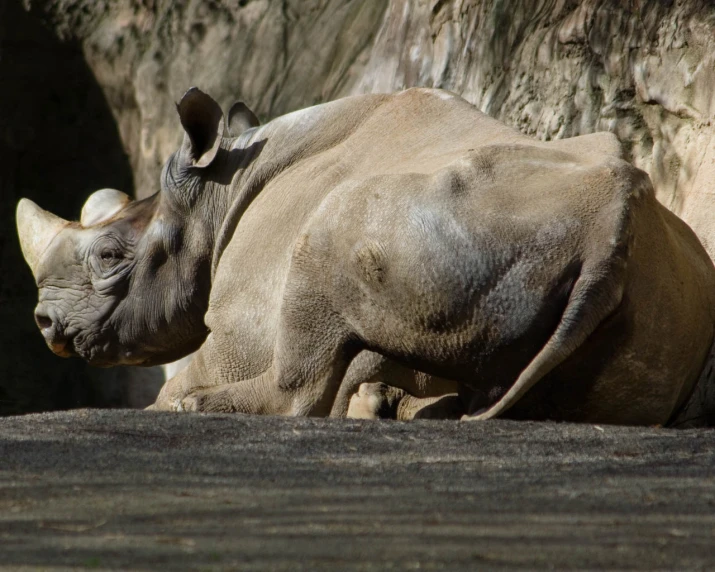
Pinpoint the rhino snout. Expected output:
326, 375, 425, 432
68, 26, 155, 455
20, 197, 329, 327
34, 306, 75, 358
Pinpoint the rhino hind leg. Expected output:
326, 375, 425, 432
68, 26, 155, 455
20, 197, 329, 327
330, 351, 461, 418
330, 352, 391, 418
409, 394, 464, 420
347, 383, 464, 420
668, 336, 715, 428
463, 262, 626, 421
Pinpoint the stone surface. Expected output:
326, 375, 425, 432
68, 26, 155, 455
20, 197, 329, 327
3, 0, 715, 413
2, 409, 715, 570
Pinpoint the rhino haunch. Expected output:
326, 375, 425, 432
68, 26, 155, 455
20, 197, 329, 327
17, 88, 715, 424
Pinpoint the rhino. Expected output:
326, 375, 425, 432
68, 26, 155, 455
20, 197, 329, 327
16, 87, 715, 425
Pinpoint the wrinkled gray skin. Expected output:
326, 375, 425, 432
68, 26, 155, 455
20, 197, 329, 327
17, 88, 715, 424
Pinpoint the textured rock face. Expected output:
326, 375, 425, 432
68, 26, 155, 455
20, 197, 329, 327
3, 0, 714, 413
356, 0, 715, 258
36, 0, 388, 196
31, 0, 715, 255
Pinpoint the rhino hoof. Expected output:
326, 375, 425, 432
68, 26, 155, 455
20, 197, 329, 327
178, 395, 200, 412
171, 398, 189, 412
347, 383, 389, 420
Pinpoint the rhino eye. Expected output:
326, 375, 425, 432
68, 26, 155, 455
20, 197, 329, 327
90, 238, 127, 276
100, 249, 122, 262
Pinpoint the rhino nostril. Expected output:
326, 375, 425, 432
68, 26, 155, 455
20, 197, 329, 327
34, 311, 53, 331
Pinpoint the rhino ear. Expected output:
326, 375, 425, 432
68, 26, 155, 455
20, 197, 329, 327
177, 87, 225, 169
226, 101, 259, 137
80, 188, 132, 227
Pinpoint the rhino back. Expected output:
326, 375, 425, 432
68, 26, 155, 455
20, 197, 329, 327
205, 89, 647, 387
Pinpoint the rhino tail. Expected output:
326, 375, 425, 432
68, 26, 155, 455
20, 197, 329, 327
464, 261, 626, 421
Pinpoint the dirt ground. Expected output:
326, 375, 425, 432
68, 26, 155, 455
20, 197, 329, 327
1, 409, 715, 570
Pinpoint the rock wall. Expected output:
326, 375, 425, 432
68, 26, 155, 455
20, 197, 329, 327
34, 0, 388, 196
29, 0, 715, 255
3, 0, 714, 413
356, 0, 715, 258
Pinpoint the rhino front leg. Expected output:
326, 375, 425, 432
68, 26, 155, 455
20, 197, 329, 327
177, 284, 358, 415
150, 363, 205, 411
180, 344, 353, 416
151, 340, 355, 416
151, 355, 288, 414
180, 374, 278, 414
149, 340, 233, 411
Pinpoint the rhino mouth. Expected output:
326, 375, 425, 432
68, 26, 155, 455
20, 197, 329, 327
70, 331, 117, 366
74, 337, 151, 368
45, 337, 77, 359
75, 346, 122, 368
38, 322, 126, 367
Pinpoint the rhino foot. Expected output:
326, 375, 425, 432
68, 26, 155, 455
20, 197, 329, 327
180, 386, 244, 413
347, 383, 404, 420
144, 396, 187, 412
172, 398, 190, 412
179, 395, 199, 412
347, 383, 384, 420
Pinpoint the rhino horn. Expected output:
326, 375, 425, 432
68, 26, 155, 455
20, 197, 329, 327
16, 199, 69, 277
80, 188, 131, 227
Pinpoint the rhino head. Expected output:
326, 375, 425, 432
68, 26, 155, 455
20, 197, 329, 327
16, 88, 259, 367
